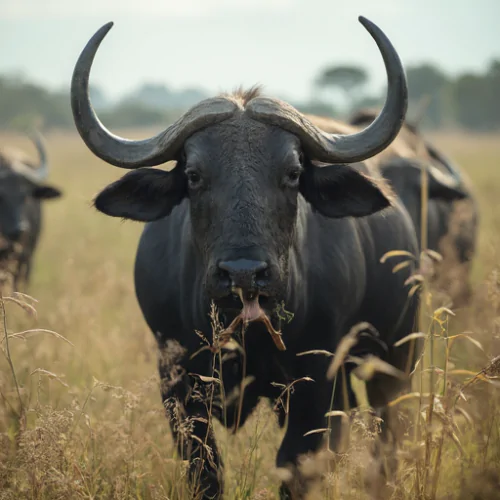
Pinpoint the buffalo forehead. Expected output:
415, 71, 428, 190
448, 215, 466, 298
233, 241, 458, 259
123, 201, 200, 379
184, 114, 301, 170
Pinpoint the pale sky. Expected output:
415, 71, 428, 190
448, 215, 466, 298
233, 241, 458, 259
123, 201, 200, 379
1, 0, 499, 102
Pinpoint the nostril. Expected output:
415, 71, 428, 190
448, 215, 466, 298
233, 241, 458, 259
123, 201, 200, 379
255, 267, 270, 283
217, 267, 231, 284
218, 259, 268, 276
7, 229, 22, 241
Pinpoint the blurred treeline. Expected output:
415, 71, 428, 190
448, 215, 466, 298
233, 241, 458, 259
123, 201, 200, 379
1, 59, 499, 131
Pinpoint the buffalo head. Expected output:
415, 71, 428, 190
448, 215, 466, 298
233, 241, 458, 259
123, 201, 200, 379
71, 17, 406, 320
0, 133, 61, 255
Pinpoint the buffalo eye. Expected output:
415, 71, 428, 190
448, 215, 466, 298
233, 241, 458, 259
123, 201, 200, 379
298, 151, 304, 165
284, 168, 302, 188
178, 149, 187, 164
186, 170, 203, 189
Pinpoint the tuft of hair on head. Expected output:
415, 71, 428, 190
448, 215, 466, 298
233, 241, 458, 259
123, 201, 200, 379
221, 85, 263, 109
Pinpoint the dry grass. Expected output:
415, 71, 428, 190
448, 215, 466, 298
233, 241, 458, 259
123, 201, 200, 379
0, 129, 499, 499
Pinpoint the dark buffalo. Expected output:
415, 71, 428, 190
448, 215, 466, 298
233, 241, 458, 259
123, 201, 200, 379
0, 133, 62, 290
349, 108, 478, 306
72, 18, 420, 499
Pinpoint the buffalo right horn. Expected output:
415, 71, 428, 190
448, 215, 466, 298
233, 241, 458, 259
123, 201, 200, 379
71, 22, 237, 169
247, 16, 408, 164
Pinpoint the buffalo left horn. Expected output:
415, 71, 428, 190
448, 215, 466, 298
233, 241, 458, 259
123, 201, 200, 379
9, 131, 49, 184
30, 130, 48, 181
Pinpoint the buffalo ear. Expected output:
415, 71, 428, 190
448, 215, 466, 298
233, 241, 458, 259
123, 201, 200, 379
32, 185, 62, 199
300, 163, 392, 218
427, 167, 468, 201
384, 161, 468, 202
94, 168, 186, 221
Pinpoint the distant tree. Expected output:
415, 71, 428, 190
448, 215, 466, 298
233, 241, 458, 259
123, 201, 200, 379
315, 65, 368, 113
406, 64, 451, 128
0, 75, 72, 130
294, 100, 337, 118
99, 101, 178, 129
124, 83, 209, 111
406, 64, 449, 101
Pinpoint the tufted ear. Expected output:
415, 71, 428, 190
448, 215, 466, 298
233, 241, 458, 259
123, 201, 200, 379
427, 168, 468, 201
300, 163, 392, 218
94, 168, 187, 221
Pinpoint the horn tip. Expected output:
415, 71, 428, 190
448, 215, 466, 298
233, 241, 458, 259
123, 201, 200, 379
358, 16, 373, 29
92, 22, 114, 41
100, 21, 114, 34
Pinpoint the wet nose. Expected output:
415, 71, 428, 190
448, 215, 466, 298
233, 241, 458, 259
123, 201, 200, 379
218, 259, 269, 290
5, 227, 23, 242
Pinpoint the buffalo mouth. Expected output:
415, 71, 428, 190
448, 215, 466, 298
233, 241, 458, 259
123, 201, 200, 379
216, 288, 286, 351
0, 238, 21, 260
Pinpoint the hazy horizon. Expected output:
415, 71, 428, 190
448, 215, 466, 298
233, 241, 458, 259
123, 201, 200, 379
1, 0, 499, 103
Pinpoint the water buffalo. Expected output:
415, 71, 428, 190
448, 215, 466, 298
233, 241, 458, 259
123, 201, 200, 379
350, 109, 478, 306
72, 18, 420, 499
0, 133, 62, 290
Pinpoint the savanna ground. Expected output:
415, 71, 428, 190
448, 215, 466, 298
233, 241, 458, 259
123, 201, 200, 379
0, 129, 499, 499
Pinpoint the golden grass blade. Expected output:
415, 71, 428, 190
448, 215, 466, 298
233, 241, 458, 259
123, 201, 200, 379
352, 355, 407, 381
449, 431, 464, 456
455, 406, 473, 426
388, 392, 431, 407
2, 296, 37, 316
408, 283, 421, 298
303, 428, 329, 437
11, 292, 39, 303
380, 250, 416, 263
327, 335, 359, 380
326, 322, 378, 380
190, 375, 221, 384
31, 368, 69, 387
189, 345, 213, 359
404, 274, 424, 286
433, 307, 456, 318
394, 332, 427, 347
324, 410, 349, 419
449, 334, 484, 352
7, 328, 74, 346
296, 349, 334, 357
447, 369, 480, 377
423, 249, 443, 262
392, 260, 413, 274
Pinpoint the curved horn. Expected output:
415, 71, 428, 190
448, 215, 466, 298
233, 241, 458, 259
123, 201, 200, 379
8, 131, 49, 184
29, 130, 48, 181
247, 16, 408, 164
71, 22, 237, 169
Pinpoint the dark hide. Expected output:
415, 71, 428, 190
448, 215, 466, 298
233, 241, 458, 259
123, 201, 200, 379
95, 111, 420, 499
0, 154, 62, 289
381, 159, 468, 252
350, 111, 479, 306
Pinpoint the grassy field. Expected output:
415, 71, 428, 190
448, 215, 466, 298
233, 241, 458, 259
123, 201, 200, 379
0, 129, 499, 499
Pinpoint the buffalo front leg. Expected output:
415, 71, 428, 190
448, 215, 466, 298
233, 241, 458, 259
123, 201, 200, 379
158, 340, 223, 499
276, 379, 337, 500
365, 342, 417, 495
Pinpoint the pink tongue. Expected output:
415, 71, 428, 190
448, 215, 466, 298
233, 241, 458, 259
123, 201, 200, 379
241, 297, 263, 322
